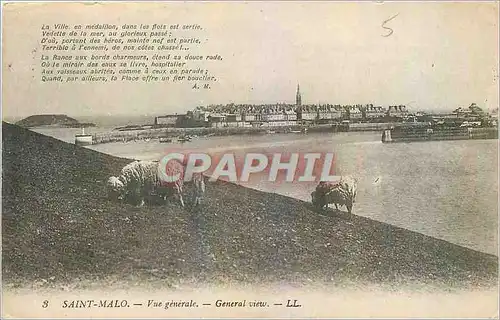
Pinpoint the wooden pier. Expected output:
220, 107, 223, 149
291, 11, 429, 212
90, 126, 287, 145
87, 124, 348, 145
382, 126, 498, 143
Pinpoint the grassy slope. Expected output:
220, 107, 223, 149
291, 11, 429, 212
2, 122, 498, 290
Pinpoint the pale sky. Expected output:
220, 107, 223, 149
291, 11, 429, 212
2, 1, 499, 118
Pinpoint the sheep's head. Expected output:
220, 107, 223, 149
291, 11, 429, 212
107, 176, 125, 200
311, 191, 319, 206
311, 190, 325, 209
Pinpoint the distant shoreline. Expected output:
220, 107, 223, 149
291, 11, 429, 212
21, 123, 97, 129
92, 121, 479, 145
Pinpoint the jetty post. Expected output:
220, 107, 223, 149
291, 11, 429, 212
382, 129, 392, 143
75, 127, 93, 146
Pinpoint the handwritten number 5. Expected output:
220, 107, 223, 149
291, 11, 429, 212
42, 300, 49, 308
382, 13, 399, 37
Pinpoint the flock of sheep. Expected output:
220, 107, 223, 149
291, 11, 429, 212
106, 159, 358, 214
106, 159, 205, 208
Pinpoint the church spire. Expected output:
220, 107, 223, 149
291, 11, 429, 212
296, 83, 302, 106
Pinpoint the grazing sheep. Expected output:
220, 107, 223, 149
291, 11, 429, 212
107, 160, 159, 206
311, 176, 358, 213
107, 160, 185, 207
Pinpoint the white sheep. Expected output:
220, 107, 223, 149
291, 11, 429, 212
107, 160, 185, 207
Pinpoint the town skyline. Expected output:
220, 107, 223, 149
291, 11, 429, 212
4, 96, 496, 123
4, 81, 497, 121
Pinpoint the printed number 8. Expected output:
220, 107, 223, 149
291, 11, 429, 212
42, 300, 49, 308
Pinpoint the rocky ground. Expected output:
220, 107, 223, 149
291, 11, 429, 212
2, 122, 498, 291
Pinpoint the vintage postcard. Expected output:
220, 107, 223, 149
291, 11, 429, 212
1, 1, 499, 318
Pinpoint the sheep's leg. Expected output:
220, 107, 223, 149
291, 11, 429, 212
126, 182, 138, 205
317, 194, 326, 210
193, 181, 204, 207
346, 200, 353, 214
192, 194, 201, 208
175, 183, 185, 207
141, 187, 153, 206
156, 186, 167, 203
334, 203, 339, 211
135, 187, 145, 207
177, 193, 185, 207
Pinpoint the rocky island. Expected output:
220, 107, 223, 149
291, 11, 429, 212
15, 114, 96, 128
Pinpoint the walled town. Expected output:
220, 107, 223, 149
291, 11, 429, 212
90, 85, 498, 145
152, 85, 498, 130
